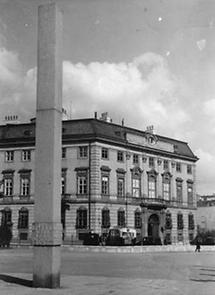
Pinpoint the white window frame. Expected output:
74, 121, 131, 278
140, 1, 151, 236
79, 146, 88, 159
5, 151, 14, 162
22, 150, 31, 162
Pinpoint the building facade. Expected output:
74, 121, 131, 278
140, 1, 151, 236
0, 116, 198, 244
196, 195, 215, 232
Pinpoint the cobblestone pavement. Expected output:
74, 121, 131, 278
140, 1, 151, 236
0, 247, 215, 295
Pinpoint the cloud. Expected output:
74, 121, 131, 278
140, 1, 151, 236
63, 52, 189, 135
0, 46, 189, 135
0, 46, 36, 123
195, 148, 215, 194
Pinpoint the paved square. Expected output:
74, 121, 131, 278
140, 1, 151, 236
0, 247, 215, 294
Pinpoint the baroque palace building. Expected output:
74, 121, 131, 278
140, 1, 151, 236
0, 113, 198, 245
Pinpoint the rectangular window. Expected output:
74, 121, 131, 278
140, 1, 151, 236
79, 146, 88, 158
133, 154, 139, 164
132, 178, 141, 198
102, 209, 110, 228
62, 147, 66, 158
187, 164, 192, 174
18, 210, 29, 229
163, 182, 170, 200
149, 157, 155, 168
20, 177, 30, 196
188, 214, 194, 230
177, 214, 184, 230
187, 183, 193, 205
77, 175, 87, 195
176, 162, 181, 172
117, 151, 124, 162
148, 177, 156, 198
76, 209, 87, 229
5, 151, 14, 162
101, 148, 108, 159
176, 181, 183, 204
101, 175, 109, 195
22, 150, 31, 161
163, 160, 169, 170
4, 178, 13, 196
117, 177, 125, 198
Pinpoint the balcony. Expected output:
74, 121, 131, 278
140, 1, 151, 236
131, 196, 169, 210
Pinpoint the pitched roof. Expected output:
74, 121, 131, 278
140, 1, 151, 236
0, 118, 198, 161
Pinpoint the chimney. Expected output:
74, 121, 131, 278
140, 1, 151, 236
94, 111, 97, 119
122, 118, 124, 126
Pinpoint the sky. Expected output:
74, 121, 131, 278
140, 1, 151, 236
0, 0, 215, 194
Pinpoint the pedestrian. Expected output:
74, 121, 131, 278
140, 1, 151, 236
195, 236, 201, 252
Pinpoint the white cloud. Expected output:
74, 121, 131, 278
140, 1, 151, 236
0, 48, 189, 133
63, 53, 189, 134
0, 46, 36, 123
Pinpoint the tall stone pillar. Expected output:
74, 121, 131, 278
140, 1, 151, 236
33, 3, 63, 288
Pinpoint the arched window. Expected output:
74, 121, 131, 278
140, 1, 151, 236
188, 213, 194, 230
177, 212, 184, 230
1, 207, 12, 226
76, 207, 87, 229
165, 212, 172, 229
117, 208, 125, 227
102, 208, 110, 228
134, 209, 141, 228
18, 207, 29, 229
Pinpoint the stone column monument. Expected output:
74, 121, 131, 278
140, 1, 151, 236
33, 3, 63, 288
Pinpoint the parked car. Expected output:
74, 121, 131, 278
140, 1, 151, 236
203, 236, 215, 245
83, 232, 100, 246
106, 227, 137, 246
190, 235, 215, 246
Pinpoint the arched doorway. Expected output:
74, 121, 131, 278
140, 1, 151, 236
148, 214, 160, 244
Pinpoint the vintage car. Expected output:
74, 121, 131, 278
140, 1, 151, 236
105, 227, 137, 246
83, 232, 100, 246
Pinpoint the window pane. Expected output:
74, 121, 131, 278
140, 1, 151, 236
117, 178, 124, 197
78, 175, 87, 194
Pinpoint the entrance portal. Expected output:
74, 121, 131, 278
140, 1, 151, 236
148, 214, 160, 244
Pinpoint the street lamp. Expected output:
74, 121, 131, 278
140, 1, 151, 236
139, 199, 147, 245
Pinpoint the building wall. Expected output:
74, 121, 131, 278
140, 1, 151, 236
196, 206, 215, 231
0, 128, 197, 244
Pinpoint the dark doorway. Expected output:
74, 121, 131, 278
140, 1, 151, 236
148, 214, 160, 245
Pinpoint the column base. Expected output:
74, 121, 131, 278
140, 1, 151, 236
33, 246, 61, 288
